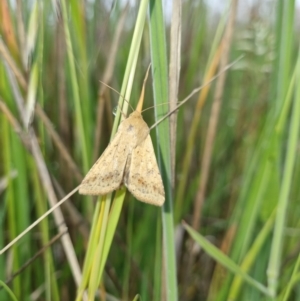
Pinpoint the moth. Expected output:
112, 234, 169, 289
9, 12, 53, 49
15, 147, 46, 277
79, 69, 165, 206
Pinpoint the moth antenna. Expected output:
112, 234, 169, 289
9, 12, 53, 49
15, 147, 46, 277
99, 80, 134, 112
141, 102, 176, 113
136, 63, 151, 113
116, 103, 127, 119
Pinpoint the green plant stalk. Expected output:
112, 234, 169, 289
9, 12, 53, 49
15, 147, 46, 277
281, 255, 300, 301
4, 125, 21, 298
11, 135, 31, 294
0, 281, 18, 301
270, 0, 283, 103
184, 222, 272, 297
77, 1, 149, 297
88, 195, 112, 298
153, 216, 162, 301
133, 294, 141, 301
98, 188, 127, 277
149, 0, 178, 300
275, 70, 296, 134
76, 200, 101, 300
174, 2, 231, 219
35, 13, 60, 300
31, 162, 59, 301
123, 199, 135, 300
112, 0, 150, 133
275, 0, 295, 113
37, 3, 45, 154
233, 150, 272, 261
60, 0, 89, 173
229, 131, 264, 261
69, 1, 92, 157
228, 209, 276, 300
0, 114, 8, 301
92, 0, 150, 289
230, 57, 296, 266
60, 0, 94, 218
268, 44, 300, 297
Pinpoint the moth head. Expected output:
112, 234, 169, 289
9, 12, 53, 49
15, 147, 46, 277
129, 110, 143, 119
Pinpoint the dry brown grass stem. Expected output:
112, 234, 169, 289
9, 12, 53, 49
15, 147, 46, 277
169, 0, 182, 188
2, 64, 83, 287
192, 0, 239, 232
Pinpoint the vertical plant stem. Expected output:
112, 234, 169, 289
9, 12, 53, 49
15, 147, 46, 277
168, 0, 181, 187
275, 0, 295, 113
267, 43, 300, 297
60, 0, 89, 173
149, 0, 178, 300
192, 0, 238, 232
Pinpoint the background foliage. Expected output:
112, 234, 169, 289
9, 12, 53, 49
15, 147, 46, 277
0, 0, 300, 301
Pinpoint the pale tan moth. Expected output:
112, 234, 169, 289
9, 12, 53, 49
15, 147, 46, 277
79, 68, 165, 206
0, 61, 239, 256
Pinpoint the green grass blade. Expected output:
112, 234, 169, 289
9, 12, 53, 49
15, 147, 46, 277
184, 222, 273, 298
0, 281, 18, 301
149, 0, 178, 300
60, 0, 89, 173
268, 41, 300, 296
228, 210, 276, 300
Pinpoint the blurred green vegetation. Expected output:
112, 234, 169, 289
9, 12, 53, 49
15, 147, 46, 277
0, 0, 300, 301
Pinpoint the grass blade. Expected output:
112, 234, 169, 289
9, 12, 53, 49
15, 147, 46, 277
149, 0, 178, 299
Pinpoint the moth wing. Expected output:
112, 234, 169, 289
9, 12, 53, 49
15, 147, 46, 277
79, 130, 131, 195
125, 135, 165, 206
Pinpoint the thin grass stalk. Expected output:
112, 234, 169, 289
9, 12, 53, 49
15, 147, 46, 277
123, 200, 135, 300
11, 136, 31, 293
98, 187, 127, 276
31, 164, 60, 301
112, 0, 149, 132
174, 5, 228, 217
228, 72, 295, 265
275, 0, 295, 113
69, 1, 92, 154
168, 0, 181, 188
16, 0, 26, 68
153, 214, 162, 301
0, 175, 5, 299
192, 0, 238, 232
230, 146, 273, 262
35, 37, 57, 295
60, 0, 89, 173
0, 0, 21, 66
0, 281, 18, 301
270, 0, 283, 103
267, 43, 300, 297
93, 6, 128, 162
4, 61, 83, 288
2, 117, 21, 299
182, 1, 238, 296
96, 0, 150, 282
60, 0, 94, 218
174, 44, 223, 222
149, 0, 178, 300
282, 252, 300, 301
88, 196, 112, 298
228, 209, 276, 300
77, 1, 149, 298
76, 200, 102, 300
184, 222, 272, 297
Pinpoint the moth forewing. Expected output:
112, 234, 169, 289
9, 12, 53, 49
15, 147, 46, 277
78, 129, 130, 195
125, 134, 165, 206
